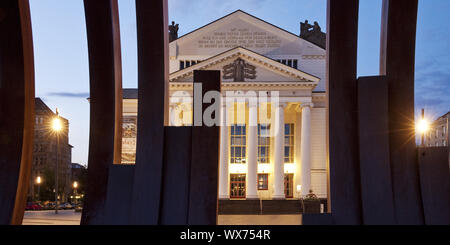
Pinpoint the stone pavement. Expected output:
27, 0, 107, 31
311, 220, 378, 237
23, 210, 82, 225
23, 211, 302, 225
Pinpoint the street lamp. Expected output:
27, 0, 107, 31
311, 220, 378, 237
52, 109, 62, 214
36, 176, 42, 202
416, 108, 430, 147
73, 181, 78, 206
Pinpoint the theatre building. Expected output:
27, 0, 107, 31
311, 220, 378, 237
122, 10, 328, 205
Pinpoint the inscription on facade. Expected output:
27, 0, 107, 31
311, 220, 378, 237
122, 116, 137, 164
198, 28, 282, 49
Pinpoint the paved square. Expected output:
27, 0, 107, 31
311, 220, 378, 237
23, 211, 302, 225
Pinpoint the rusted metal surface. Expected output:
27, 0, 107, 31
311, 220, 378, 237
357, 76, 396, 225
418, 147, 449, 225
380, 0, 424, 225
104, 165, 134, 225
325, 0, 362, 225
188, 70, 221, 225
130, 0, 169, 225
0, 0, 35, 225
160, 127, 192, 225
81, 0, 123, 225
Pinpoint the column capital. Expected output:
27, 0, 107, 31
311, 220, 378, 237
179, 103, 192, 111
300, 102, 314, 109
169, 103, 180, 109
274, 102, 288, 108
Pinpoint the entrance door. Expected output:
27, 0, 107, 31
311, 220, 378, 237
284, 174, 294, 198
230, 174, 246, 198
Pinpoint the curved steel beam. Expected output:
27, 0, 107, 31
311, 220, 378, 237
0, 0, 35, 225
380, 0, 423, 225
130, 0, 169, 225
81, 0, 123, 225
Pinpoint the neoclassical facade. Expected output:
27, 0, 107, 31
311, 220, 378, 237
122, 10, 328, 200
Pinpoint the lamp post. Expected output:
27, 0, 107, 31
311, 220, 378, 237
52, 109, 62, 214
296, 185, 302, 199
36, 176, 42, 202
416, 108, 429, 147
73, 181, 78, 206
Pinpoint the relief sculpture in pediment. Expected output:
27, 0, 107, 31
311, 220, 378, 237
223, 58, 257, 82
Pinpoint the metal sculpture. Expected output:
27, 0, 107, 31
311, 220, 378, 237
0, 0, 35, 225
325, 0, 363, 225
129, 0, 169, 225
303, 0, 440, 225
81, 0, 123, 225
0, 0, 447, 226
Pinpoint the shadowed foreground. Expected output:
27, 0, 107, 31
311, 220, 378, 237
22, 211, 302, 225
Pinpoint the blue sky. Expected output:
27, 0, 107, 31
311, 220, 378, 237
29, 0, 450, 165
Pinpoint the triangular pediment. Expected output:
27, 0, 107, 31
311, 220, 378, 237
169, 47, 320, 85
170, 10, 324, 57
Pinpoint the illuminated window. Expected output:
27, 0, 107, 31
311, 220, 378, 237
258, 124, 270, 164
230, 174, 246, 198
257, 173, 269, 190
230, 124, 246, 164
284, 124, 295, 163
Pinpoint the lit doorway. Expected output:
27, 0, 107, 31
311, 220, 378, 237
230, 174, 246, 199
284, 174, 294, 198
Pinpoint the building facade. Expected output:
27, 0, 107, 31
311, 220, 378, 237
29, 98, 72, 202
122, 10, 328, 200
426, 111, 449, 148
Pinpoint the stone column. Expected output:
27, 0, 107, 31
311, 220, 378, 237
300, 103, 313, 196
169, 104, 178, 126
180, 104, 193, 126
219, 102, 229, 199
246, 103, 258, 199
273, 103, 287, 199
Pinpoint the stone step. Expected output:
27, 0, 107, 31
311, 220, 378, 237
218, 199, 328, 215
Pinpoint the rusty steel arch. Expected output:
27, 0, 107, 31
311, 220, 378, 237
0, 0, 35, 225
81, 0, 123, 225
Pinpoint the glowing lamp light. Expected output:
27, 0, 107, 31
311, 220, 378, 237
36, 176, 42, 184
416, 119, 429, 134
229, 164, 247, 174
296, 185, 302, 193
73, 181, 78, 189
258, 164, 271, 173
52, 117, 62, 132
284, 164, 295, 174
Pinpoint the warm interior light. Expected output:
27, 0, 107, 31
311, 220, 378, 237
297, 185, 302, 193
229, 164, 247, 174
73, 181, 78, 189
52, 117, 62, 132
258, 164, 271, 173
416, 119, 430, 134
36, 176, 42, 184
284, 163, 295, 173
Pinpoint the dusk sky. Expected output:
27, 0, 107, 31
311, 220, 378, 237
28, 0, 450, 165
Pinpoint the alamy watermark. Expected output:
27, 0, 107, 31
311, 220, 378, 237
170, 83, 285, 135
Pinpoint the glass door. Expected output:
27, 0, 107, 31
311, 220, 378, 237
284, 174, 294, 198
230, 174, 246, 198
